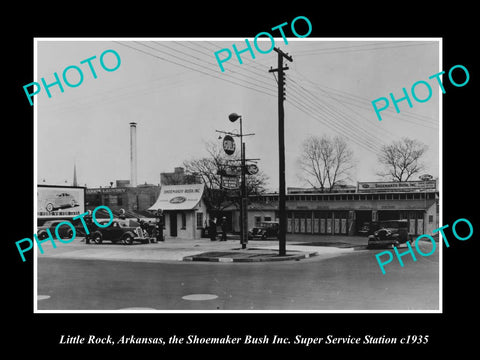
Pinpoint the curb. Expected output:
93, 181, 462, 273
182, 251, 318, 263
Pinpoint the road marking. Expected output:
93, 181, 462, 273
37, 295, 50, 301
182, 294, 218, 301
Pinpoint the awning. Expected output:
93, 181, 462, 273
148, 184, 204, 211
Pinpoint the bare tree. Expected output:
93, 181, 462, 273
183, 141, 269, 211
299, 135, 354, 192
377, 137, 428, 181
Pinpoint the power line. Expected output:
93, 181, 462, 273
187, 41, 386, 151
294, 41, 438, 57
285, 91, 382, 154
156, 41, 277, 90
291, 68, 439, 127
287, 76, 393, 146
137, 42, 276, 95
114, 41, 276, 99
283, 79, 383, 152
181, 41, 273, 80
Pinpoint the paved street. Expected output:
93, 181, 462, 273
36, 235, 439, 311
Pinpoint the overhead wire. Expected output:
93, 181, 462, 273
43, 39, 434, 154
286, 76, 393, 146
118, 40, 392, 153
135, 41, 276, 96
285, 91, 383, 153
193, 40, 384, 152
293, 41, 438, 57
291, 67, 439, 128
155, 41, 277, 90
114, 41, 277, 99
285, 90, 382, 154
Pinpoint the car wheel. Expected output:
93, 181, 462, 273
67, 229, 74, 239
45, 203, 54, 212
123, 234, 134, 245
92, 232, 102, 244
261, 234, 267, 240
38, 231, 47, 240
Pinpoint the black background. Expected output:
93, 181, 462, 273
5, 4, 477, 356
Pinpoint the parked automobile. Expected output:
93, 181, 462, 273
37, 220, 78, 239
367, 220, 413, 249
357, 222, 372, 236
44, 192, 78, 212
248, 221, 279, 240
88, 219, 152, 245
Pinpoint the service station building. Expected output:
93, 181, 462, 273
227, 180, 439, 237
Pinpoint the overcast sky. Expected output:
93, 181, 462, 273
36, 38, 440, 190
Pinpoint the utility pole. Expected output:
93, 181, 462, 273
269, 47, 292, 256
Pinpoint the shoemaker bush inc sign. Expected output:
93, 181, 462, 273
15, 205, 114, 262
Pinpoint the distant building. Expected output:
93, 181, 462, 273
287, 184, 357, 194
86, 181, 160, 218
225, 180, 439, 237
160, 167, 200, 185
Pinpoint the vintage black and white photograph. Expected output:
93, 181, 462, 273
34, 38, 441, 312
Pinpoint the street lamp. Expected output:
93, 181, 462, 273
216, 114, 256, 249
228, 113, 248, 249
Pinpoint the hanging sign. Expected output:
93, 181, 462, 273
222, 135, 236, 156
246, 164, 259, 175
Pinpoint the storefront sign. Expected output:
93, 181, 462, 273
86, 187, 127, 194
357, 180, 436, 193
222, 176, 239, 190
149, 184, 204, 211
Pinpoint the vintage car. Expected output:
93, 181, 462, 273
248, 221, 279, 240
367, 220, 413, 249
37, 220, 82, 239
88, 219, 152, 245
357, 222, 372, 236
44, 192, 78, 212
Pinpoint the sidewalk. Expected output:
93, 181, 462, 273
38, 234, 366, 263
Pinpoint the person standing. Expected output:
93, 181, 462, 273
84, 210, 93, 244
209, 217, 217, 241
220, 217, 227, 241
156, 209, 164, 242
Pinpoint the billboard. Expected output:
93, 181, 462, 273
37, 185, 86, 219
357, 180, 437, 193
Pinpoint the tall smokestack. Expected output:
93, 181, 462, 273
129, 122, 137, 187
